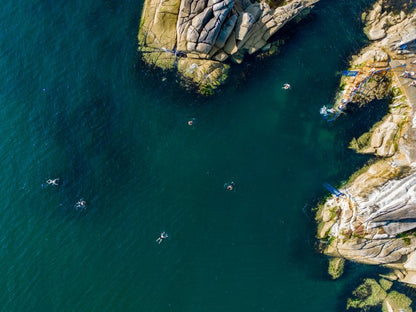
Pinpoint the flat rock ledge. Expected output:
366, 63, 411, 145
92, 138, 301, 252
138, 0, 318, 94
316, 0, 416, 286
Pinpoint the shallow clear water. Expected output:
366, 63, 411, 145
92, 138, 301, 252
0, 0, 404, 310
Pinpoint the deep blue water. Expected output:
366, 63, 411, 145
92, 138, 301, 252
0, 0, 402, 311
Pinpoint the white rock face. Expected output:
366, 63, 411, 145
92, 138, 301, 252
179, 0, 318, 57
317, 0, 416, 285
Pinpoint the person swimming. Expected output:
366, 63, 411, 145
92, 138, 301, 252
224, 181, 236, 191
156, 232, 168, 244
46, 178, 59, 186
187, 118, 196, 126
282, 83, 291, 90
75, 199, 87, 210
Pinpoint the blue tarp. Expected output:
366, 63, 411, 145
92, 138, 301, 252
323, 183, 344, 197
341, 70, 358, 77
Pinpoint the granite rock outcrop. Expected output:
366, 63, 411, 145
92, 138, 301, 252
138, 0, 318, 94
316, 0, 416, 286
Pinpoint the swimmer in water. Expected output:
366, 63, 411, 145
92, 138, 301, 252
156, 232, 168, 244
187, 118, 196, 126
75, 199, 87, 210
282, 83, 291, 90
224, 181, 236, 191
46, 178, 59, 186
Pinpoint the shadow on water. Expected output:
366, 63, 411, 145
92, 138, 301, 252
224, 0, 374, 94
134, 57, 216, 107
49, 76, 151, 214
318, 98, 391, 189
334, 99, 390, 144
287, 99, 391, 285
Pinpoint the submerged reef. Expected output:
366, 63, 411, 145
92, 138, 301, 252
316, 0, 416, 286
346, 278, 412, 311
137, 0, 318, 94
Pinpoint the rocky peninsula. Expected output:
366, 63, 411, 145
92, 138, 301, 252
316, 0, 416, 287
138, 0, 318, 94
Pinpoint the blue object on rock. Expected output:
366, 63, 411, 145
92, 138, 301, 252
341, 70, 358, 77
323, 183, 344, 197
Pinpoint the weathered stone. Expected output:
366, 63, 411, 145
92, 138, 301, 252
213, 51, 229, 61
316, 0, 416, 287
192, 8, 214, 33
215, 14, 237, 49
231, 52, 244, 64
177, 58, 229, 94
235, 12, 256, 40
224, 31, 238, 54
138, 0, 181, 49
366, 18, 388, 41
138, 0, 319, 94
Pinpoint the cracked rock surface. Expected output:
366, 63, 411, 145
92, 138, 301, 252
317, 0, 416, 286
138, 0, 318, 94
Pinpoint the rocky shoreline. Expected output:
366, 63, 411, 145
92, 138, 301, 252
138, 0, 318, 94
316, 0, 416, 288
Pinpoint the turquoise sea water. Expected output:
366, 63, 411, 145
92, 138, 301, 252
0, 0, 407, 311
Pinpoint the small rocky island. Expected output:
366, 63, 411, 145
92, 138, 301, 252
138, 0, 318, 94
316, 0, 416, 290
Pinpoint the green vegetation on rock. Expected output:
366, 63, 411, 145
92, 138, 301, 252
391, 85, 403, 97
349, 132, 372, 152
347, 278, 413, 312
382, 291, 412, 312
378, 278, 393, 291
328, 257, 345, 279
347, 279, 387, 310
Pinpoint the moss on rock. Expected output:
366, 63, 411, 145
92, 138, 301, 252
347, 279, 387, 310
349, 132, 372, 152
177, 59, 229, 95
382, 290, 412, 312
328, 257, 345, 279
379, 278, 393, 291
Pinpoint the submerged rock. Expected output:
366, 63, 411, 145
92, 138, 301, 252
138, 0, 318, 94
346, 278, 412, 311
347, 279, 387, 310
383, 291, 412, 312
379, 278, 393, 291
